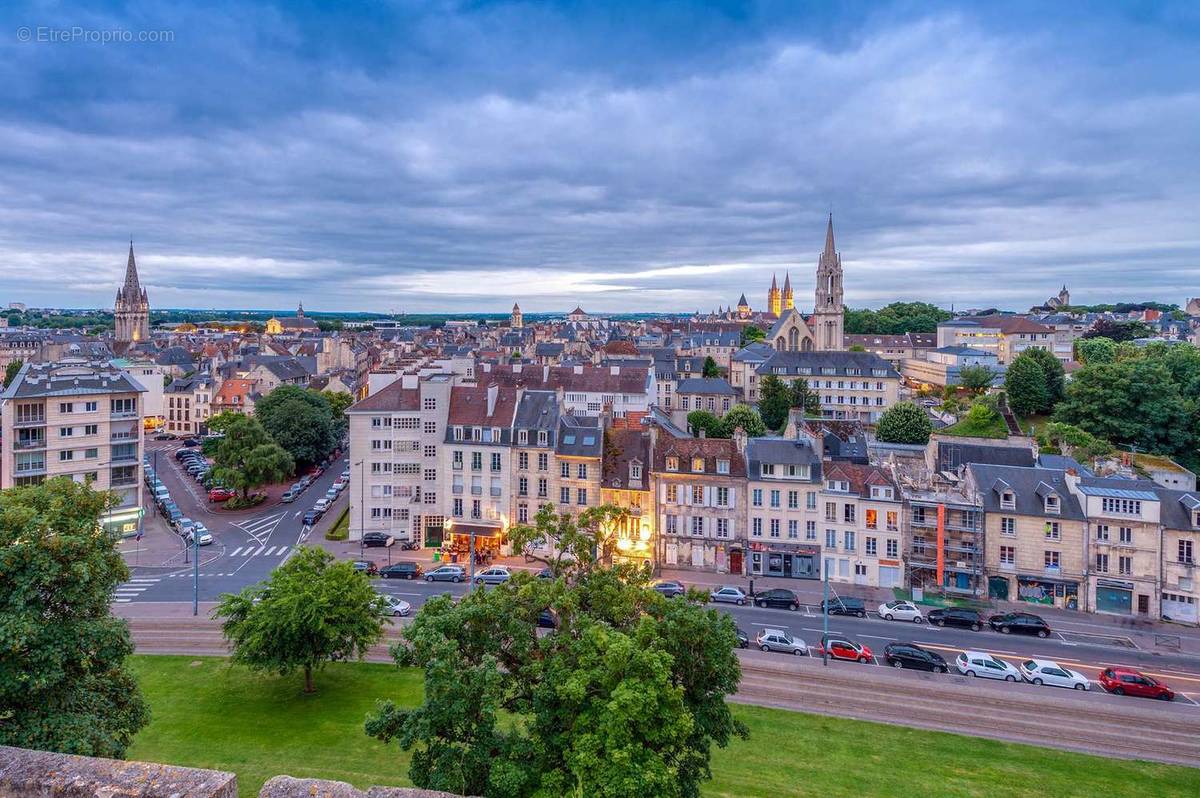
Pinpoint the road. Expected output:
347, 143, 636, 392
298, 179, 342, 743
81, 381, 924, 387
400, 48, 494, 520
122, 614, 1200, 767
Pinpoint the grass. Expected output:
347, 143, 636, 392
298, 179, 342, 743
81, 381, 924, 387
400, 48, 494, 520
127, 655, 1200, 798
326, 506, 350, 540
940, 413, 1009, 439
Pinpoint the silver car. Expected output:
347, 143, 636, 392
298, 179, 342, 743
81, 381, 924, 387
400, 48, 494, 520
755, 628, 807, 656
708, 586, 748, 606
474, 566, 512, 586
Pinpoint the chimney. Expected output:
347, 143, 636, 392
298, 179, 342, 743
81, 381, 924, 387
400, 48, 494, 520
543, 364, 549, 383
732, 425, 748, 456
784, 407, 805, 440
610, 365, 619, 375
574, 364, 584, 375
486, 384, 498, 417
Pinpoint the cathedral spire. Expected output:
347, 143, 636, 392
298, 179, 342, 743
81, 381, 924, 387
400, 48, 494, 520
770, 273, 778, 290
123, 240, 141, 294
824, 213, 836, 257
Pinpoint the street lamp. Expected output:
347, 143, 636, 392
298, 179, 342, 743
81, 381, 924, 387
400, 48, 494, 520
355, 459, 365, 560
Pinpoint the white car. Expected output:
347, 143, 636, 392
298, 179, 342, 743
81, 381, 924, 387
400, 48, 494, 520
878, 600, 923, 623
755, 628, 807, 656
956, 651, 1020, 682
381, 595, 411, 617
1020, 659, 1089, 690
187, 523, 213, 546
314, 498, 331, 512
708, 586, 748, 605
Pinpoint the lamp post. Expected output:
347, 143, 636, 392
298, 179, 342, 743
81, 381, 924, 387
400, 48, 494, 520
355, 459, 365, 560
822, 567, 830, 667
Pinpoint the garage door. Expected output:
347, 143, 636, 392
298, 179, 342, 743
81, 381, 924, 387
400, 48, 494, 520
1096, 585, 1132, 615
878, 566, 900, 588
1163, 593, 1198, 624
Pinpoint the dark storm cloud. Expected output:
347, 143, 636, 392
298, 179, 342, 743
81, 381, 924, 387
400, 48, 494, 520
0, 1, 1197, 312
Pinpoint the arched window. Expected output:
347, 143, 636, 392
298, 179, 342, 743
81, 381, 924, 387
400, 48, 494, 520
788, 327, 799, 351
776, 337, 786, 351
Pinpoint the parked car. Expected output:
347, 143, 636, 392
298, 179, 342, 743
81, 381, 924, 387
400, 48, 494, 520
351, 560, 378, 576
1019, 659, 1089, 690
878, 600, 924, 623
754, 628, 807, 656
164, 506, 183, 524
1098, 667, 1174, 700
536, 567, 555, 580
281, 488, 300, 503
955, 651, 1020, 681
735, 627, 750, 649
182, 437, 201, 447
187, 523, 213, 546
324, 488, 339, 502
928, 607, 984, 631
653, 580, 687, 598
175, 517, 195, 536
341, 469, 351, 479
209, 487, 236, 502
333, 477, 348, 489
989, 612, 1051, 638
302, 509, 322, 526
754, 588, 800, 611
313, 498, 331, 512
537, 608, 558, 629
362, 531, 391, 548
820, 596, 867, 618
708, 586, 748, 605
174, 448, 196, 460
425, 565, 466, 583
815, 636, 873, 663
883, 642, 948, 673
379, 562, 423, 580
380, 595, 411, 617
474, 566, 512, 586
153, 431, 176, 440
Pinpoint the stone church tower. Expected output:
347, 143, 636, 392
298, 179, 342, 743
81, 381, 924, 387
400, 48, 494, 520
811, 215, 844, 351
767, 275, 781, 317
511, 302, 523, 329
782, 272, 794, 311
114, 242, 150, 347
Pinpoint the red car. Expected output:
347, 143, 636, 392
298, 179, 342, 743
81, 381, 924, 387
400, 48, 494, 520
1098, 667, 1174, 700
208, 487, 236, 502
815, 637, 874, 663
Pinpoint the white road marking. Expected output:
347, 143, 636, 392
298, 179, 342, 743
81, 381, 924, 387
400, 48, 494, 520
230, 546, 243, 557
275, 545, 288, 557
263, 546, 276, 556
242, 547, 255, 557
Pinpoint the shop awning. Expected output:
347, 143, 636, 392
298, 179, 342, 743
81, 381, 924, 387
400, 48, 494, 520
1018, 573, 1080, 587
447, 524, 503, 538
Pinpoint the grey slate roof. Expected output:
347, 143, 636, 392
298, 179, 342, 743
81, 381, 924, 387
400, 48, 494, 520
755, 350, 900, 378
512, 390, 559, 444
2, 360, 148, 399
555, 415, 603, 457
937, 441, 1034, 472
968, 464, 1086, 520
675, 377, 738, 396
746, 437, 822, 481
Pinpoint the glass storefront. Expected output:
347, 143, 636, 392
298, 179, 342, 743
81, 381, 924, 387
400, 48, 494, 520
1017, 576, 1078, 609
749, 545, 819, 579
1095, 580, 1133, 615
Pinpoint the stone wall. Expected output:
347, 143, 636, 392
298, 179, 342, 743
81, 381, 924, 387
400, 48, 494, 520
0, 747, 473, 798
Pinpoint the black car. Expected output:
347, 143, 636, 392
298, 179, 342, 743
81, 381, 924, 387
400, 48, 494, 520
380, 562, 423, 580
735, 627, 750, 649
653, 580, 687, 598
821, 596, 867, 618
536, 567, 555, 580
988, 612, 1051, 638
883, 642, 948, 673
302, 509, 322, 526
183, 437, 201, 447
537, 608, 559, 629
362, 531, 391, 548
753, 588, 800, 611
927, 607, 984, 631
174, 448, 196, 460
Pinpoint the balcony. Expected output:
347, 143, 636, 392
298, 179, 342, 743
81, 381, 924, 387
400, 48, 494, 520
490, 487, 502, 497
12, 416, 46, 428
111, 431, 138, 442
111, 453, 139, 464
110, 411, 139, 421
13, 438, 46, 451
470, 486, 482, 496
110, 477, 138, 487
14, 462, 46, 476
452, 484, 463, 494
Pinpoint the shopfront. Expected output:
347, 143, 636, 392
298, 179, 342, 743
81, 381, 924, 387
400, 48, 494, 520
1016, 574, 1079, 610
1095, 578, 1134, 615
748, 543, 820, 579
443, 523, 505, 558
102, 505, 144, 538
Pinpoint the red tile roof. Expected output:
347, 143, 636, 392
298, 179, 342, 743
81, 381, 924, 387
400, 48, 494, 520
447, 386, 519, 425
475, 364, 650, 394
822, 461, 897, 498
347, 379, 420, 412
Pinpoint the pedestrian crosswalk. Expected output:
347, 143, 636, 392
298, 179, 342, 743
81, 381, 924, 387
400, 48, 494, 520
228, 545, 289, 558
234, 511, 288, 543
114, 577, 161, 603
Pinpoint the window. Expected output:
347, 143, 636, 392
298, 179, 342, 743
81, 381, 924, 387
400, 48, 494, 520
537, 478, 548, 498
692, 485, 705, 505
666, 457, 679, 472
1095, 553, 1109, 573
577, 489, 588, 505
807, 492, 817, 510
471, 499, 481, 519
766, 518, 778, 538
865, 536, 877, 556
869, 486, 893, 500
631, 464, 642, 480
1119, 555, 1132, 575
518, 503, 529, 523
517, 452, 529, 470
691, 516, 705, 536
825, 529, 836, 549
1000, 491, 1015, 509
1096, 524, 1109, 541
716, 458, 730, 474
1044, 495, 1060, 514
752, 489, 763, 507
806, 521, 816, 540
1101, 497, 1141, 516
761, 463, 775, 476
1044, 551, 1060, 569
1119, 526, 1133, 545
561, 462, 571, 478
692, 457, 705, 473
824, 501, 837, 521
453, 426, 464, 441
84, 424, 97, 436
843, 504, 856, 524
1001, 517, 1015, 535
827, 480, 849, 492
886, 538, 898, 558
538, 452, 549, 471
1045, 521, 1061, 540
424, 445, 437, 458
59, 450, 74, 461
59, 427, 73, 437
788, 490, 799, 509
752, 518, 762, 537
865, 509, 878, 530
471, 452, 482, 470
423, 421, 437, 434
577, 463, 587, 479
666, 515, 679, 535
560, 486, 570, 504
716, 487, 729, 507
770, 490, 780, 508
716, 518, 729, 538
788, 520, 798, 539
59, 402, 73, 413
84, 401, 97, 412
518, 430, 528, 445
396, 416, 417, 429
1000, 546, 1015, 566
843, 531, 856, 552
1180, 540, 1195, 564
452, 498, 463, 517
666, 484, 679, 503
110, 398, 136, 415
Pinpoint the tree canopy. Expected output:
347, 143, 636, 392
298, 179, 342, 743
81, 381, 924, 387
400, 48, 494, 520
1081, 318, 1154, 342
215, 546, 385, 693
212, 414, 295, 498
4, 358, 23, 387
843, 302, 951, 335
789, 378, 822, 416
957, 364, 996, 394
701, 356, 720, 378
1022, 348, 1066, 407
721, 404, 767, 437
740, 325, 766, 346
1003, 352, 1051, 418
321, 389, 355, 439
686, 410, 725, 439
1075, 336, 1120, 365
255, 385, 337, 467
875, 401, 933, 445
367, 512, 745, 798
757, 374, 792, 431
0, 478, 149, 757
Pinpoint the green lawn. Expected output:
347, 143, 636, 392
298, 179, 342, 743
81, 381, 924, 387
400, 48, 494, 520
128, 655, 1198, 798
940, 413, 1009, 439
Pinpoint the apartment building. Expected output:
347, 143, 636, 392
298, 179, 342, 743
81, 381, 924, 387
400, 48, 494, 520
652, 433, 745, 574
732, 350, 901, 423
601, 427, 654, 568
163, 374, 213, 436
1160, 489, 1200, 624
473, 362, 655, 419
510, 390, 558, 530
936, 317, 1054, 364
0, 359, 145, 536
442, 384, 519, 553
968, 465, 1087, 610
744, 435, 822, 580
553, 414, 602, 514
817, 461, 904, 588
1070, 477, 1162, 617
670, 377, 738, 429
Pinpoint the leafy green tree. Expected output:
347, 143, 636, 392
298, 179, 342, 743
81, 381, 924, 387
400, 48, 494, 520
367, 528, 745, 798
215, 546, 385, 693
255, 385, 336, 467
1075, 336, 1119, 365
875, 401, 933, 444
789, 378, 822, 416
1023, 348, 1066, 407
1082, 318, 1153, 342
4, 358, 23, 387
509, 503, 631, 572
757, 374, 792, 431
212, 415, 294, 499
842, 302, 951, 335
686, 410, 726, 439
321, 389, 355, 439
205, 409, 243, 434
701, 356, 720, 378
1004, 353, 1050, 418
0, 478, 150, 757
739, 325, 765, 346
848, 344, 866, 352
1037, 422, 1115, 462
720, 403, 767, 437
957, 364, 996, 394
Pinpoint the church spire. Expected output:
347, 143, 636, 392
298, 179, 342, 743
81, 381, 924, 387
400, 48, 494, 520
770, 273, 778, 290
123, 240, 141, 294
824, 213, 836, 257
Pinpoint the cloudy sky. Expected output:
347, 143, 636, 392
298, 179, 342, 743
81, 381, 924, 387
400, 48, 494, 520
2, 1, 1197, 313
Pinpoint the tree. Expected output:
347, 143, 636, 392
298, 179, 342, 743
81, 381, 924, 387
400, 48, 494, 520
366, 547, 745, 797
1004, 353, 1050, 418
204, 409, 243, 434
957, 364, 996, 394
789, 378, 821, 416
701, 356, 720, 378
0, 478, 150, 757
842, 302, 951, 335
1037, 421, 1115, 462
875, 401, 933, 445
212, 415, 294, 499
215, 546, 385, 693
848, 344, 866, 352
757, 374, 792, 431
1023, 348, 1066, 407
739, 325, 765, 346
686, 410, 726, 439
4, 358, 23, 387
1082, 318, 1153, 342
321, 389, 354, 439
508, 503, 631, 573
720, 404, 767, 437
1075, 336, 1119, 365
255, 385, 336, 468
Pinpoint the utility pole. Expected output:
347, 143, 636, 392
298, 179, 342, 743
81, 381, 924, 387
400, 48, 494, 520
355, 459, 365, 560
192, 526, 200, 616
822, 568, 830, 667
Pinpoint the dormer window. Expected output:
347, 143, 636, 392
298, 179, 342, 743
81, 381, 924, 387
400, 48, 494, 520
537, 430, 548, 446
518, 429, 528, 445
1044, 495, 1060, 514
1194, 511, 1200, 529
716, 459, 730, 475
870, 486, 894, 500
692, 457, 705, 473
762, 463, 776, 476
1000, 491, 1015, 509
666, 457, 679, 472
826, 480, 849, 492
631, 464, 642, 480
